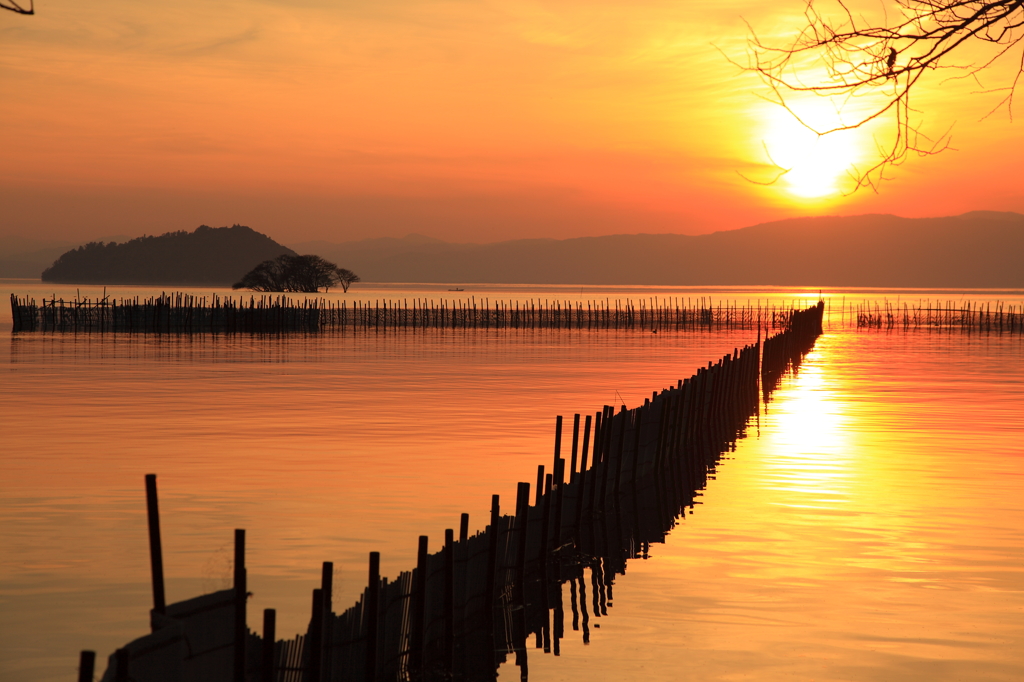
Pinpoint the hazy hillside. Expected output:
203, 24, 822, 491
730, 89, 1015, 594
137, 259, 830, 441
0, 235, 134, 279
41, 225, 295, 285
293, 212, 1024, 288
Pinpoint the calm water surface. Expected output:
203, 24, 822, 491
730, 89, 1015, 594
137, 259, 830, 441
1, 283, 1022, 681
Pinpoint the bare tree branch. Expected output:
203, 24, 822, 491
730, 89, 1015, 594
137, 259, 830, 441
1, 0, 34, 15
745, 0, 1024, 191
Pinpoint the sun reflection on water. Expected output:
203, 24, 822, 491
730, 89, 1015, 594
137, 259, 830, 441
761, 358, 852, 510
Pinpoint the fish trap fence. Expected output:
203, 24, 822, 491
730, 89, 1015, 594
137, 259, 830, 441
11, 293, 808, 334
10, 293, 320, 334
844, 299, 1024, 334
13, 293, 1024, 336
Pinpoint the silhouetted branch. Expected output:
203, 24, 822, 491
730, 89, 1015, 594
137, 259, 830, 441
745, 0, 1024, 190
1, 0, 34, 14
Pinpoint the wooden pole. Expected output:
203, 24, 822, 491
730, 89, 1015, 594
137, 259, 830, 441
486, 495, 499, 610
553, 456, 565, 555
78, 651, 95, 682
612, 405, 627, 502
318, 561, 333, 622
574, 414, 592, 531
320, 561, 333, 680
262, 609, 276, 682
366, 552, 380, 682
553, 415, 563, 473
588, 410, 604, 514
308, 588, 323, 682
540, 473, 552, 560
484, 494, 499, 670
115, 648, 129, 682
514, 482, 531, 588
444, 528, 455, 678
410, 535, 429, 677
144, 474, 166, 620
630, 405, 644, 495
569, 414, 580, 483
598, 406, 614, 507
234, 529, 247, 682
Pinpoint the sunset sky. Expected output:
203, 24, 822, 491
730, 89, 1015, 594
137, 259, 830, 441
2, 0, 1023, 246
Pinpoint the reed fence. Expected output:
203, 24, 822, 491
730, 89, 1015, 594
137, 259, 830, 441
12, 293, 810, 334
85, 303, 825, 682
13, 293, 1022, 336
845, 298, 1024, 333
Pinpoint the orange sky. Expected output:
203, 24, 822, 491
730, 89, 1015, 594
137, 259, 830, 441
2, 0, 1023, 246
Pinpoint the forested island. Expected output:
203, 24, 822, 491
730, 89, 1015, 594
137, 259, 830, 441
41, 225, 295, 286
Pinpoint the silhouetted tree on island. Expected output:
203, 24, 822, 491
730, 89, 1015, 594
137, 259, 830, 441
233, 254, 360, 293
231, 256, 291, 292
745, 1, 1024, 190
334, 268, 361, 292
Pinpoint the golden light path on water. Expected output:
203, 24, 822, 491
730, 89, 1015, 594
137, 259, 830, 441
760, 362, 852, 507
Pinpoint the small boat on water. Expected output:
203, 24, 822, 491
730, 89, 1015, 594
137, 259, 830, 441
448, 287, 464, 291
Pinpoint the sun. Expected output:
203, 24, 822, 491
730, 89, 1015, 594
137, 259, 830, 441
760, 102, 863, 199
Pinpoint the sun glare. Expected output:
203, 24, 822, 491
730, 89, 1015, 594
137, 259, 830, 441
760, 103, 863, 199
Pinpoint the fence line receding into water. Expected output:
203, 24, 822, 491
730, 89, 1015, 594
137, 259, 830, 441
80, 303, 825, 682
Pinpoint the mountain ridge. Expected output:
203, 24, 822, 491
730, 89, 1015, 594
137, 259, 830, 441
291, 211, 1024, 288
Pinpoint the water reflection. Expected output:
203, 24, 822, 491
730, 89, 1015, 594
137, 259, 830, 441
762, 362, 852, 510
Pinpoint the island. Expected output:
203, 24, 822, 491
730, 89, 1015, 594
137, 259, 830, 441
41, 225, 295, 286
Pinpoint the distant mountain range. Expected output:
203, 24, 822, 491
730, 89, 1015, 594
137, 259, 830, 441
39, 225, 295, 285
294, 211, 1024, 289
3, 211, 1021, 287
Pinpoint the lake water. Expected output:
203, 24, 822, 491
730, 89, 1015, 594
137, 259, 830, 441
1, 282, 1022, 681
